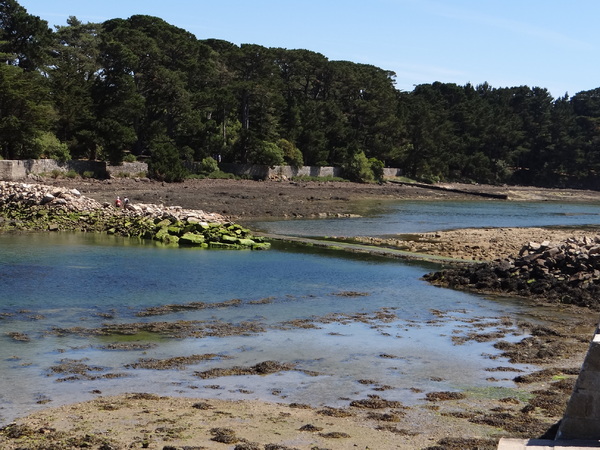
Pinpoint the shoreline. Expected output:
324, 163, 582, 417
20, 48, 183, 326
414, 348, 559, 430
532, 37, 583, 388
2, 177, 600, 448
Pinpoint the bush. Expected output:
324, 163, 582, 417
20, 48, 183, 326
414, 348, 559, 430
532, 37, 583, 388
82, 171, 95, 179
369, 158, 384, 182
199, 156, 219, 174
122, 153, 137, 162
278, 139, 304, 167
34, 132, 70, 162
148, 141, 189, 182
247, 141, 284, 167
344, 151, 374, 183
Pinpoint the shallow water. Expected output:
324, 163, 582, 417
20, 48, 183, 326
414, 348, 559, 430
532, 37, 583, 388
248, 199, 600, 237
0, 231, 544, 424
2, 199, 598, 424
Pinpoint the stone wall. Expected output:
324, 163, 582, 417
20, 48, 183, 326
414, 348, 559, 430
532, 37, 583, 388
0, 159, 148, 180
216, 163, 401, 179
1, 159, 403, 181
106, 161, 148, 178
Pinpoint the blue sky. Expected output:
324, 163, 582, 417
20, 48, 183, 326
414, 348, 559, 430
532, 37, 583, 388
18, 0, 599, 98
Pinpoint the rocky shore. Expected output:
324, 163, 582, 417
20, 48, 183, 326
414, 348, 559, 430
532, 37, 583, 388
2, 177, 600, 449
0, 181, 269, 250
425, 235, 600, 309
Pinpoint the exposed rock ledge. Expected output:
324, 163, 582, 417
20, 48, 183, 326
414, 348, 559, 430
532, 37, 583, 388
424, 236, 600, 309
0, 181, 269, 250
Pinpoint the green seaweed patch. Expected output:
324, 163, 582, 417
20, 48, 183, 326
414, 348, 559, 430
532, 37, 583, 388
464, 386, 533, 403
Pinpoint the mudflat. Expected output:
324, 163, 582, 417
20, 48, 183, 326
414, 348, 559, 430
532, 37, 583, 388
47, 177, 600, 261
2, 177, 600, 449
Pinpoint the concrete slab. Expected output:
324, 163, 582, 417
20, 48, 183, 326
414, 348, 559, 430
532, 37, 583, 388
498, 438, 600, 449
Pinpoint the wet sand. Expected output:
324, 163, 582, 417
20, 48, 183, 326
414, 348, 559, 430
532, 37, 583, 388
2, 177, 600, 449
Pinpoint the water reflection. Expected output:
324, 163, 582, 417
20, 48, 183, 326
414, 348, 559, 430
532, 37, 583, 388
247, 200, 600, 237
0, 214, 586, 424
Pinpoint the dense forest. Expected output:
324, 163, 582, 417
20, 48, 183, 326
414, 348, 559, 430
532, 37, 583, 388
1, 0, 599, 187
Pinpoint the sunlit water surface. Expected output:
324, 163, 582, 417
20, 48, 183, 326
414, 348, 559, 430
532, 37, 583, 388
2, 199, 598, 424
247, 199, 600, 237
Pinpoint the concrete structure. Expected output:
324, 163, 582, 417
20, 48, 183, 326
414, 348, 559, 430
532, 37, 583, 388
556, 327, 600, 440
0, 159, 403, 181
498, 326, 600, 449
498, 438, 600, 449
0, 159, 147, 180
219, 163, 402, 179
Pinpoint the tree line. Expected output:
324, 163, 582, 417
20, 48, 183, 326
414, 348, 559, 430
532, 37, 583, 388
1, 0, 599, 186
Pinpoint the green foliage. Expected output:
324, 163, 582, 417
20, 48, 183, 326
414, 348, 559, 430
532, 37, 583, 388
368, 157, 384, 182
33, 132, 70, 162
1, 1, 600, 188
247, 140, 284, 167
277, 138, 304, 167
122, 153, 137, 162
199, 156, 219, 174
0, 62, 54, 159
0, 0, 53, 71
344, 151, 375, 183
147, 140, 189, 182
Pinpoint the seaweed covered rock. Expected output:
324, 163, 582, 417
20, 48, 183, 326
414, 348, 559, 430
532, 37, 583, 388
424, 236, 600, 309
0, 181, 269, 250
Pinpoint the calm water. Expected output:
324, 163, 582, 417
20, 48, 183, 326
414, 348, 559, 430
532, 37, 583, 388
0, 200, 597, 424
247, 200, 600, 237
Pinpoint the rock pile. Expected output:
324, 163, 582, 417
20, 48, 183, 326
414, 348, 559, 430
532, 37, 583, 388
0, 181, 226, 223
424, 236, 600, 309
0, 181, 269, 250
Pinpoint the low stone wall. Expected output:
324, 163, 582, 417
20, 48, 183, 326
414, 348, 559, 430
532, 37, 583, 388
217, 163, 401, 179
106, 161, 148, 178
1, 159, 402, 181
0, 159, 148, 180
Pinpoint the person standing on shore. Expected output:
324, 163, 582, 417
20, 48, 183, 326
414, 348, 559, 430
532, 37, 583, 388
115, 196, 122, 208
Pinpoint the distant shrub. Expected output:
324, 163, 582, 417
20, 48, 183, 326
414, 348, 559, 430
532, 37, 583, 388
278, 139, 304, 168
344, 151, 374, 183
148, 140, 188, 182
248, 141, 284, 167
199, 156, 219, 174
50, 169, 62, 179
65, 169, 78, 179
82, 171, 95, 179
34, 132, 70, 162
369, 157, 384, 182
122, 153, 137, 162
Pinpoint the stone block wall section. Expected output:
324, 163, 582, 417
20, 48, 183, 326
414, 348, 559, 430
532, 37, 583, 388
0, 159, 147, 181
0, 159, 403, 181
208, 163, 402, 179
556, 326, 600, 440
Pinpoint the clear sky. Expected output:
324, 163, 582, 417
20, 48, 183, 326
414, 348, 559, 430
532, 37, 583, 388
17, 0, 600, 98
